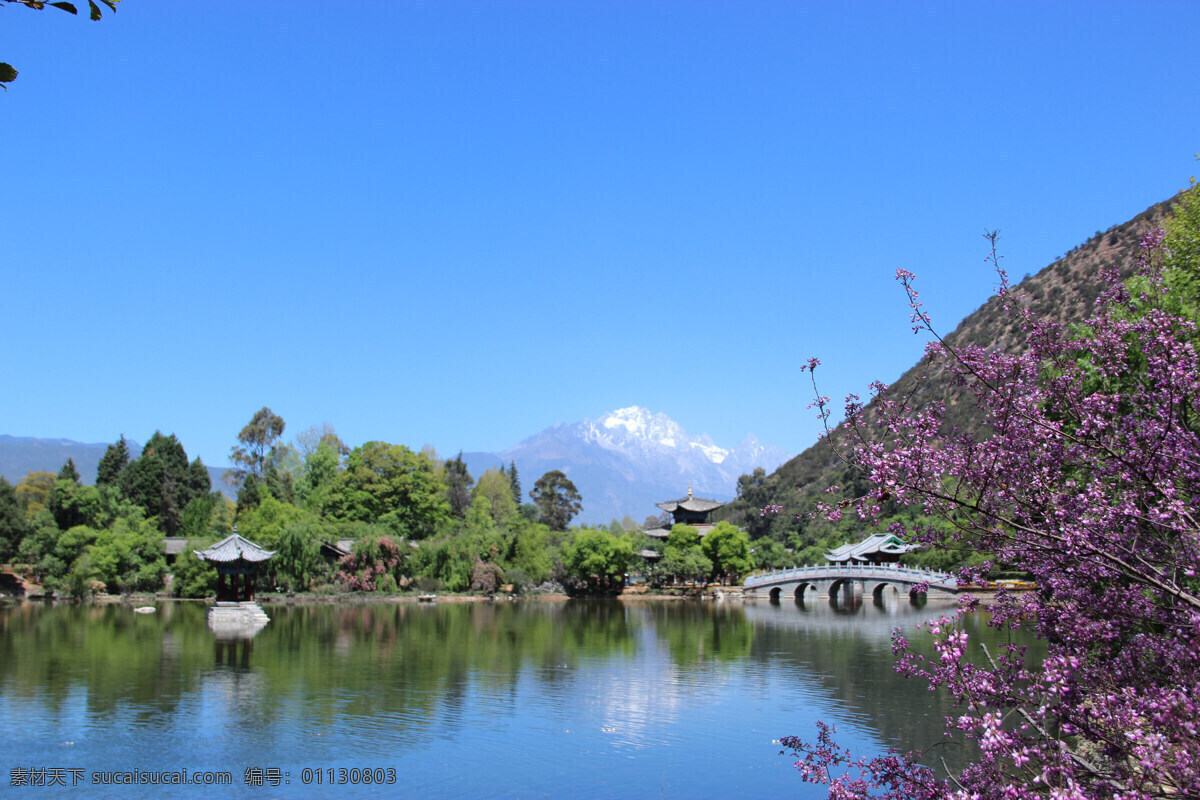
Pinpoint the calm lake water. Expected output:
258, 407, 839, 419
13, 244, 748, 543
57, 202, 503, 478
0, 595, 1027, 799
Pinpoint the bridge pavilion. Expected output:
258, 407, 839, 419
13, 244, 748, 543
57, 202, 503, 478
824, 532, 921, 565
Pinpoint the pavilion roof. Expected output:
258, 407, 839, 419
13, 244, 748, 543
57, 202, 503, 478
655, 496, 725, 514
195, 533, 276, 564
641, 522, 721, 539
825, 533, 920, 562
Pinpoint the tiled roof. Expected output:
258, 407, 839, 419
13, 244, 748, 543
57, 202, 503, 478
641, 522, 721, 539
825, 533, 919, 562
195, 533, 276, 564
656, 496, 725, 514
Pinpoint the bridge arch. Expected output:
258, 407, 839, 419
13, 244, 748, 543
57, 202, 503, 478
826, 577, 859, 602
870, 582, 898, 602
793, 582, 818, 605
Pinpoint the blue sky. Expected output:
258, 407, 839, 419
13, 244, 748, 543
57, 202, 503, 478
4, 1, 1199, 470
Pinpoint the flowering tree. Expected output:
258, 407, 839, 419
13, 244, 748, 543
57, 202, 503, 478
336, 535, 407, 592
782, 230, 1200, 800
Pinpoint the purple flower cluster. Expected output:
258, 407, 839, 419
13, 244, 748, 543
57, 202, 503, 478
787, 230, 1200, 799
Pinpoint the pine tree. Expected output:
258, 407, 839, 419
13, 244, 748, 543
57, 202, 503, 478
444, 452, 474, 518
508, 461, 521, 507
96, 435, 130, 487
57, 458, 80, 484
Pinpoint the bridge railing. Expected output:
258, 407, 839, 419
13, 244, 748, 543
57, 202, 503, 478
743, 562, 955, 589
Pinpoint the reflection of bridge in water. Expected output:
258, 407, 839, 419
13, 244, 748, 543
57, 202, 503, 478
743, 563, 960, 603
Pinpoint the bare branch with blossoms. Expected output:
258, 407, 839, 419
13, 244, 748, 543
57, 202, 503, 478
785, 229, 1200, 800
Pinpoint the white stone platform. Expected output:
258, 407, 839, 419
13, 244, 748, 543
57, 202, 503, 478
207, 601, 270, 639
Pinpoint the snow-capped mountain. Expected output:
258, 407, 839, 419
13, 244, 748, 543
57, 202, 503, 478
463, 407, 789, 525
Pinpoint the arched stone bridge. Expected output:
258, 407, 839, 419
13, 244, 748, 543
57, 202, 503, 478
743, 563, 960, 602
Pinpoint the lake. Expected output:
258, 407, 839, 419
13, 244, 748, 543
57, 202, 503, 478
0, 595, 1025, 799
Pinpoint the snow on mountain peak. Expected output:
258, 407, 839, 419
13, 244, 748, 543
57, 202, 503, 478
480, 406, 791, 523
588, 407, 734, 463
601, 406, 652, 436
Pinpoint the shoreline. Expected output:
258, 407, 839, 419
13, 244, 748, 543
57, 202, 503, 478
2, 584, 1008, 608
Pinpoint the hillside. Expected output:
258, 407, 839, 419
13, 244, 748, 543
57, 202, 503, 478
719, 195, 1180, 544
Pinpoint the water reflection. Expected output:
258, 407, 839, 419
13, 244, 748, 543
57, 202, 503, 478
0, 599, 1029, 799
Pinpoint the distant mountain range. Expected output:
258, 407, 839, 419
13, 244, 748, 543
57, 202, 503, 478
464, 406, 790, 524
2, 408, 788, 525
0, 435, 233, 498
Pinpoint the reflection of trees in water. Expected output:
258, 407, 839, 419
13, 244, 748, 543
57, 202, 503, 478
0, 598, 1036, 770
624, 601, 755, 667
0, 602, 218, 720
742, 598, 1038, 770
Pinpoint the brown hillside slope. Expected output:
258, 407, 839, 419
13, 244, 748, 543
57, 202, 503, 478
721, 194, 1180, 543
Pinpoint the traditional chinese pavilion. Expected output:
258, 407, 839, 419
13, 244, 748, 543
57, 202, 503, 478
195, 532, 274, 636
642, 484, 726, 541
195, 532, 275, 602
824, 532, 920, 565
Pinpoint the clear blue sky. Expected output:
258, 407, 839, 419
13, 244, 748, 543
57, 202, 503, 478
4, 1, 1199, 469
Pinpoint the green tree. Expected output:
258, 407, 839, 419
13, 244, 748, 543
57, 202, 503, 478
472, 467, 519, 527
0, 477, 30, 562
49, 480, 108, 531
171, 537, 218, 598
57, 458, 80, 484
96, 435, 131, 487
507, 522, 554, 586
180, 492, 234, 540
15, 470, 56, 517
1164, 165, 1200, 320
562, 528, 631, 594
530, 470, 582, 531
508, 461, 521, 506
658, 524, 712, 585
15, 510, 64, 584
236, 473, 262, 511
297, 440, 341, 511
188, 456, 211, 495
411, 534, 474, 592
293, 423, 349, 459
227, 407, 286, 487
443, 452, 474, 518
273, 519, 326, 592
750, 537, 794, 570
325, 441, 450, 539
120, 432, 200, 536
700, 521, 752, 584
262, 451, 296, 505
235, 492, 304, 553
734, 467, 772, 537
88, 515, 167, 594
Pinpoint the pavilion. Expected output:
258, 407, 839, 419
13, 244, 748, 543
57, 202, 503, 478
824, 532, 920, 565
194, 532, 274, 636
641, 483, 727, 542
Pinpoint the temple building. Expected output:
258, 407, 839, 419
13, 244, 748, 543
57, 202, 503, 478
824, 532, 920, 565
642, 484, 727, 541
194, 532, 274, 636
